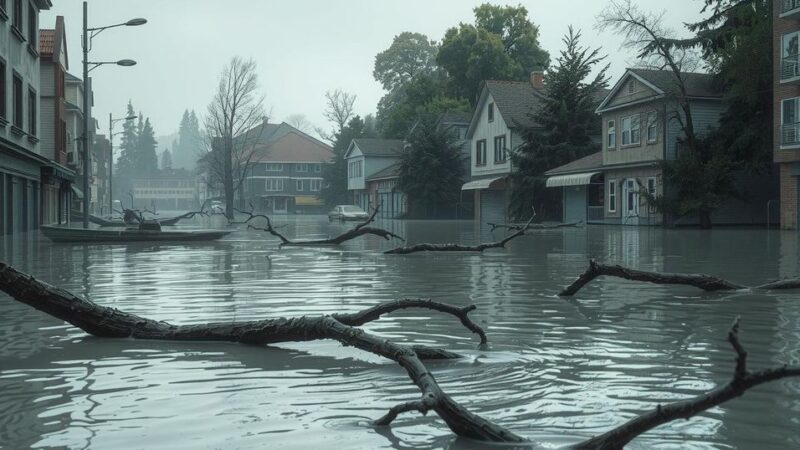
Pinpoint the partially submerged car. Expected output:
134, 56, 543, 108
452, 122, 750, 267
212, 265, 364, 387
328, 205, 370, 222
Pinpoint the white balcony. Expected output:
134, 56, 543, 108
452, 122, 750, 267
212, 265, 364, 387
781, 55, 800, 84
781, 123, 800, 147
782, 0, 800, 19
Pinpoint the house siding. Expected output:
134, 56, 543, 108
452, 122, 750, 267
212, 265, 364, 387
470, 93, 512, 178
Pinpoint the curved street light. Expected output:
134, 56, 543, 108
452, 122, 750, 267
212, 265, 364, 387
80, 1, 146, 227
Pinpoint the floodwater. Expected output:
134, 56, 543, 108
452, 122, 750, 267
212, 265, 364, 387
1, 215, 799, 450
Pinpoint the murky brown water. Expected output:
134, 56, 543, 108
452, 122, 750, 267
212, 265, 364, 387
1, 216, 799, 449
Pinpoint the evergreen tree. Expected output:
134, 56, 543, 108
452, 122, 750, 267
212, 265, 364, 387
174, 110, 202, 169
510, 27, 609, 220
161, 148, 173, 170
398, 117, 464, 217
114, 101, 138, 201
137, 117, 159, 175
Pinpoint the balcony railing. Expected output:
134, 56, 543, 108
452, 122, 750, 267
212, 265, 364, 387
782, 55, 800, 80
783, 0, 800, 14
782, 122, 800, 146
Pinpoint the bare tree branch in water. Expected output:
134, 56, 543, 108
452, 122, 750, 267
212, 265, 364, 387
242, 204, 404, 246
0, 263, 799, 446
560, 259, 800, 296
385, 213, 536, 254
487, 220, 583, 232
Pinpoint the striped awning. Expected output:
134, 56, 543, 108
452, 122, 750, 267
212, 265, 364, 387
546, 172, 600, 188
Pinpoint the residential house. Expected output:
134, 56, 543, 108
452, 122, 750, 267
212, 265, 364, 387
63, 71, 89, 210
344, 138, 404, 211
462, 72, 545, 224
544, 152, 604, 224
241, 121, 333, 214
547, 68, 774, 226
0, 0, 53, 236
365, 162, 406, 218
776, 0, 800, 229
38, 15, 74, 225
131, 169, 197, 211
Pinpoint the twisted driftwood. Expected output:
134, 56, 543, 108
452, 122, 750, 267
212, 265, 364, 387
1, 263, 799, 447
385, 213, 535, 255
560, 259, 800, 296
487, 220, 583, 232
244, 204, 404, 246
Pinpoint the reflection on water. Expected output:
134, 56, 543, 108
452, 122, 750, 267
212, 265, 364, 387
1, 216, 799, 449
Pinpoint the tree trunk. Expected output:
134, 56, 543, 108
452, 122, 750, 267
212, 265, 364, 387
224, 136, 235, 220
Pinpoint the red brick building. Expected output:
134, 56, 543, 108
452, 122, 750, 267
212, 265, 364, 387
776, 0, 800, 229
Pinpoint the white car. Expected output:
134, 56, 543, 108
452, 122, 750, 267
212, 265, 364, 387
328, 205, 370, 222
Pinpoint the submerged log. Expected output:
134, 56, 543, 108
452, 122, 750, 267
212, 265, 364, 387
487, 220, 583, 232
244, 204, 404, 246
559, 259, 800, 296
1, 262, 799, 446
385, 213, 536, 255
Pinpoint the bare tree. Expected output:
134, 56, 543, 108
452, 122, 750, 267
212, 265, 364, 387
203, 56, 266, 220
285, 114, 314, 133
317, 89, 356, 141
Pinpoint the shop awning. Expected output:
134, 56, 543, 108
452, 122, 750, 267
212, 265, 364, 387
295, 195, 322, 206
461, 177, 504, 191
545, 172, 600, 188
71, 185, 84, 199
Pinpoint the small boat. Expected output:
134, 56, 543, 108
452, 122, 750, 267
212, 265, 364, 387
40, 225, 231, 243
70, 210, 197, 227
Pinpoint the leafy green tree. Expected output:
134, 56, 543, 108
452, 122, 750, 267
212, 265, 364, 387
321, 116, 371, 206
398, 117, 464, 217
373, 32, 439, 92
510, 27, 609, 220
437, 4, 549, 103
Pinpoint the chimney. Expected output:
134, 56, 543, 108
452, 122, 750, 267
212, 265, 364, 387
530, 70, 544, 89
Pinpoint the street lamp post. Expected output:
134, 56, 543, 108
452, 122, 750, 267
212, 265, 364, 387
108, 112, 136, 214
81, 1, 146, 228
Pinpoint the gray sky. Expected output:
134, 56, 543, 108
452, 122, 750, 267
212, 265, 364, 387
41, 0, 703, 145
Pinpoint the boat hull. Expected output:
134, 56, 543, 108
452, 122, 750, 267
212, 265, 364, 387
40, 226, 231, 243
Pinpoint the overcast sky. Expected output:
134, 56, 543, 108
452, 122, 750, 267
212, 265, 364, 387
41, 0, 704, 146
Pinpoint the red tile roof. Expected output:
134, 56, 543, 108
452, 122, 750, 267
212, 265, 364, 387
39, 29, 55, 56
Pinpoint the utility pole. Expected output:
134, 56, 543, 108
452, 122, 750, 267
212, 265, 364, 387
82, 1, 90, 228
108, 112, 113, 213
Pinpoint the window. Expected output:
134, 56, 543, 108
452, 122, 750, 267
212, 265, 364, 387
646, 112, 657, 143
12, 73, 22, 128
310, 179, 321, 191
27, 3, 35, 46
627, 80, 635, 94
782, 97, 800, 145
621, 114, 640, 146
626, 180, 636, 214
647, 177, 656, 197
475, 139, 487, 166
608, 180, 616, 212
295, 179, 304, 191
0, 59, 6, 120
783, 31, 800, 79
296, 163, 308, 172
607, 120, 615, 149
27, 87, 34, 136
12, 0, 21, 33
493, 135, 506, 162
265, 163, 283, 171
265, 178, 284, 191
348, 160, 362, 178
313, 164, 321, 172
487, 102, 494, 122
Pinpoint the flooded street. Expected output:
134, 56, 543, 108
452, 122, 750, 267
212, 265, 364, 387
1, 216, 799, 449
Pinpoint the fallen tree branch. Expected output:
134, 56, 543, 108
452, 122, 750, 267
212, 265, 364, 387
385, 213, 535, 255
487, 220, 583, 232
559, 259, 800, 296
573, 318, 800, 450
244, 204, 404, 246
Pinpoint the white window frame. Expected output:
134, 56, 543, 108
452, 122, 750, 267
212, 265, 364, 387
493, 135, 506, 163
646, 177, 656, 197
265, 178, 284, 192
608, 179, 616, 213
310, 179, 321, 191
265, 163, 283, 172
296, 163, 308, 172
627, 80, 635, 94
313, 164, 321, 173
621, 114, 640, 146
488, 102, 494, 122
783, 31, 800, 79
607, 120, 616, 149
646, 111, 657, 143
783, 97, 800, 145
296, 179, 304, 191
476, 139, 487, 166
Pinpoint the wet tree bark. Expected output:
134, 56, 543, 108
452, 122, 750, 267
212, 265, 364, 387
559, 259, 800, 296
487, 221, 582, 232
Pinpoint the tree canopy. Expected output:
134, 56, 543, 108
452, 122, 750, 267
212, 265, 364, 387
373, 32, 439, 92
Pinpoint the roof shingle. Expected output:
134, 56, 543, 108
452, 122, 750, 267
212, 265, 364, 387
352, 138, 405, 157
629, 68, 720, 98
39, 29, 55, 56
545, 152, 603, 176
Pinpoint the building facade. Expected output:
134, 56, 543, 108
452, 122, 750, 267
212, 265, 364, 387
462, 73, 545, 224
131, 169, 198, 211
345, 138, 403, 211
776, 0, 800, 229
241, 122, 333, 214
0, 0, 53, 236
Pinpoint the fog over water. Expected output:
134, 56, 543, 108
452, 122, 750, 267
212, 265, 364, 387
1, 217, 799, 449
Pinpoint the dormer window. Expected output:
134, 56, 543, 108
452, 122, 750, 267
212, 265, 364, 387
488, 102, 494, 122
